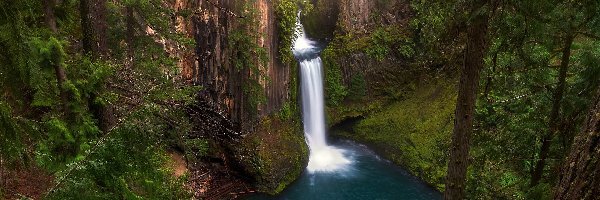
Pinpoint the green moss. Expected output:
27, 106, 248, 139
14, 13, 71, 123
236, 115, 308, 194
322, 48, 348, 107
333, 79, 457, 191
348, 73, 367, 100
326, 100, 383, 126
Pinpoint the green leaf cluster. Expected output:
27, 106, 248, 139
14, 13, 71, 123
0, 0, 198, 198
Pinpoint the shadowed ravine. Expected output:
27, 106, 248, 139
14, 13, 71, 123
240, 15, 442, 200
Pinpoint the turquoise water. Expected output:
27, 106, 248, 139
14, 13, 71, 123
242, 140, 442, 200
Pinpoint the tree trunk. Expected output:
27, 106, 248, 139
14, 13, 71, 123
443, 1, 490, 200
126, 5, 135, 67
79, 0, 115, 132
553, 86, 600, 199
530, 35, 573, 187
80, 0, 93, 55
43, 0, 58, 33
92, 0, 108, 58
80, 0, 108, 58
44, 0, 71, 119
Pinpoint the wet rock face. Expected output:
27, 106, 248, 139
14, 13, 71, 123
306, 0, 412, 36
338, 0, 374, 34
191, 0, 242, 127
255, 0, 291, 118
186, 0, 291, 129
301, 0, 340, 42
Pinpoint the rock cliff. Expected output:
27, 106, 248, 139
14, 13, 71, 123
170, 0, 307, 197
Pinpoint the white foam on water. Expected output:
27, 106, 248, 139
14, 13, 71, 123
294, 13, 351, 173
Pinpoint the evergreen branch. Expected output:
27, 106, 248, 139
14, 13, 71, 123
43, 84, 179, 198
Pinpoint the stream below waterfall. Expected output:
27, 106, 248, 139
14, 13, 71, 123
242, 139, 442, 200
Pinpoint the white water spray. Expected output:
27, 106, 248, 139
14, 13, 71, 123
293, 14, 351, 173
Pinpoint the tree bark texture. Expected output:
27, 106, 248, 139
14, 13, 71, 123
125, 5, 135, 66
80, 0, 93, 55
443, 1, 490, 200
554, 86, 600, 199
43, 0, 58, 33
79, 0, 115, 132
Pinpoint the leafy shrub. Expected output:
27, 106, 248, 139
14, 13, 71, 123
365, 27, 414, 61
322, 49, 348, 106
274, 0, 299, 65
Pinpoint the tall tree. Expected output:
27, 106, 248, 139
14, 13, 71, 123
529, 0, 600, 186
444, 1, 490, 199
79, 0, 115, 132
553, 86, 600, 199
530, 33, 574, 186
80, 0, 108, 58
125, 4, 136, 65
43, 0, 71, 119
80, 0, 93, 55
43, 0, 58, 33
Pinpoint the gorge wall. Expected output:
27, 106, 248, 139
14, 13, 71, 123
169, 0, 450, 196
179, 0, 290, 127
170, 0, 307, 197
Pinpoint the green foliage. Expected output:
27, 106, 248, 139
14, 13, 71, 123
274, 0, 299, 65
0, 0, 196, 198
409, 0, 464, 67
321, 49, 348, 106
274, 0, 313, 64
0, 101, 37, 167
287, 61, 300, 118
318, 25, 414, 106
465, 1, 600, 198
365, 27, 414, 61
46, 125, 191, 200
524, 183, 551, 200
184, 138, 208, 164
466, 38, 600, 198
277, 102, 294, 120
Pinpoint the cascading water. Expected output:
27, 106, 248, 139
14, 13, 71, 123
293, 14, 351, 173
243, 13, 443, 200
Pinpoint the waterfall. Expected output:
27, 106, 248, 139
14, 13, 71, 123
293, 14, 351, 173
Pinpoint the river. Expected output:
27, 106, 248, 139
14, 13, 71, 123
243, 139, 442, 200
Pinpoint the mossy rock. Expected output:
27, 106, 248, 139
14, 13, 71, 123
234, 116, 309, 194
331, 79, 457, 191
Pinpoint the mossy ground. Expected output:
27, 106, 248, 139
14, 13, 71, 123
331, 79, 457, 191
236, 115, 309, 195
